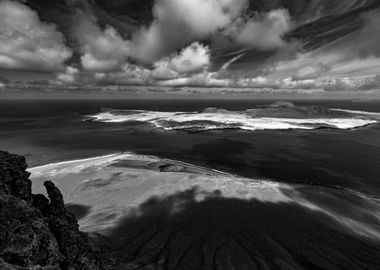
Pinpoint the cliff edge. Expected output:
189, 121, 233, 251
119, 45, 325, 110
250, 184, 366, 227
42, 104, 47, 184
0, 150, 104, 270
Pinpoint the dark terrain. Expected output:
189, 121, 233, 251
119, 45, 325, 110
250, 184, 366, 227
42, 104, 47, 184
0, 150, 103, 270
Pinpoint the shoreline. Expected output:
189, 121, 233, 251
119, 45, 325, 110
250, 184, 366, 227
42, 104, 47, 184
28, 151, 380, 240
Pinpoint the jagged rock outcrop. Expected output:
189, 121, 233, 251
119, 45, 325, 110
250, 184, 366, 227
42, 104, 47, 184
0, 151, 32, 202
0, 192, 61, 269
0, 150, 104, 270
40, 181, 104, 270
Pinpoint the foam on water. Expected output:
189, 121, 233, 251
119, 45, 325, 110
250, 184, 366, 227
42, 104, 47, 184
86, 109, 377, 131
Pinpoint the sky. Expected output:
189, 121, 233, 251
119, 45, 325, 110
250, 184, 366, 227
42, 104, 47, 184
1, 0, 380, 95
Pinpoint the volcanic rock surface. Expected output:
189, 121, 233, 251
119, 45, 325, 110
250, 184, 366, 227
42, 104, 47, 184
0, 150, 104, 270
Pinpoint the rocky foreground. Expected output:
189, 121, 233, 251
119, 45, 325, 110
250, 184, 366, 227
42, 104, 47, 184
0, 150, 105, 269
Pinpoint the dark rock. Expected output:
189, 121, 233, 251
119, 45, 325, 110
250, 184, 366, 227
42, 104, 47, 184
0, 151, 32, 202
65, 204, 91, 221
0, 194, 61, 269
0, 150, 105, 270
32, 194, 50, 214
42, 181, 104, 270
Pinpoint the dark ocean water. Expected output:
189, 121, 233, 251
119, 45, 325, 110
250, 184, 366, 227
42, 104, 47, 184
1, 99, 380, 269
1, 99, 380, 195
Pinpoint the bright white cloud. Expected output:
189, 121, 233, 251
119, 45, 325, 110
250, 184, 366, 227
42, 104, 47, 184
0, 0, 72, 71
154, 42, 210, 77
74, 13, 131, 72
169, 42, 210, 73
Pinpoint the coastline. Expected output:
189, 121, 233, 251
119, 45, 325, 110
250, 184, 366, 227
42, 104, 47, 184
3, 149, 380, 269
29, 152, 380, 240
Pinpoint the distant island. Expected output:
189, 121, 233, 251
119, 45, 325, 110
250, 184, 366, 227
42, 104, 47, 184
87, 102, 378, 132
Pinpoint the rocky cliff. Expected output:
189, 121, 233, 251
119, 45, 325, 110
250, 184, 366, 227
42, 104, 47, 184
0, 150, 104, 270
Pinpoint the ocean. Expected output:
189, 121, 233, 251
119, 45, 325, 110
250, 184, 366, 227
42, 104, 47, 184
1, 98, 380, 269
2, 99, 380, 194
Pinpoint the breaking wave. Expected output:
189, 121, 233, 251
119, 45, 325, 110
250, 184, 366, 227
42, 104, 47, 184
85, 105, 378, 132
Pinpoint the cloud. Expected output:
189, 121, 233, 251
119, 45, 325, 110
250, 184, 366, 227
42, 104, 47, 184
232, 74, 380, 91
154, 70, 380, 91
129, 0, 248, 63
292, 63, 330, 80
152, 62, 179, 80
322, 75, 380, 91
0, 0, 72, 71
153, 42, 210, 79
73, 13, 131, 72
129, 0, 296, 64
64, 0, 296, 88
57, 66, 79, 83
169, 42, 211, 73
93, 64, 152, 85
230, 9, 293, 50
356, 10, 380, 58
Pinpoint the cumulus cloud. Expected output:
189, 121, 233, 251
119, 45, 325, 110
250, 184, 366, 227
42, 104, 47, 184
56, 66, 79, 84
0, 0, 72, 71
153, 42, 210, 79
74, 13, 131, 72
130, 0, 248, 63
230, 9, 293, 50
129, 0, 295, 64
65, 0, 295, 87
169, 42, 210, 73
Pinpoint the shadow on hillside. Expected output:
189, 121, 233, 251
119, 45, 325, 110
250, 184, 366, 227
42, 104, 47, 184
96, 188, 380, 270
